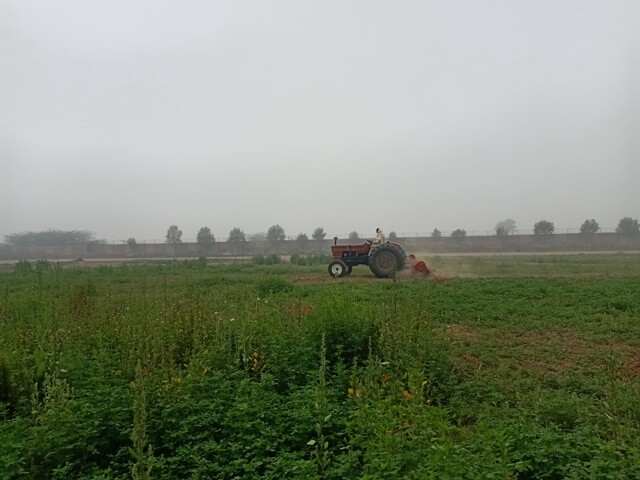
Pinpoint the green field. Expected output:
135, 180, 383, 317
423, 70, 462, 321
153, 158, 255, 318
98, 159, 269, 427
1, 254, 639, 479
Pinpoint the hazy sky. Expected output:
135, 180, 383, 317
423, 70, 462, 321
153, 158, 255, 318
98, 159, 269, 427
1, 0, 638, 241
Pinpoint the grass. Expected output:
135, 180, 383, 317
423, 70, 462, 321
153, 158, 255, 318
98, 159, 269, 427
0, 254, 639, 479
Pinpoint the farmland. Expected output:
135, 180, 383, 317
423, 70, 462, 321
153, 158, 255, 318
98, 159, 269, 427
1, 254, 639, 479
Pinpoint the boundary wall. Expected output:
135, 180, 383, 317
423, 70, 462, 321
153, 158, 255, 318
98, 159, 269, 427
1, 233, 639, 261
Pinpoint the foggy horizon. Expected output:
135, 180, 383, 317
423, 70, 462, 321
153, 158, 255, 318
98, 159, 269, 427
2, 0, 639, 243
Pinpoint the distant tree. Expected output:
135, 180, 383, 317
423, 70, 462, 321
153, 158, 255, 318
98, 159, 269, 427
126, 237, 137, 246
616, 217, 639, 235
451, 229, 466, 239
580, 219, 600, 235
165, 225, 182, 244
348, 231, 360, 241
5, 229, 94, 246
533, 220, 555, 235
197, 226, 215, 245
388, 231, 398, 241
227, 227, 246, 243
431, 228, 442, 239
227, 227, 246, 255
266, 224, 286, 243
495, 218, 516, 236
296, 233, 309, 252
312, 227, 326, 241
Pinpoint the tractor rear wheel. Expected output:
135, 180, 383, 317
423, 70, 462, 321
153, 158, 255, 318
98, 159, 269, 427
368, 244, 406, 278
328, 260, 348, 278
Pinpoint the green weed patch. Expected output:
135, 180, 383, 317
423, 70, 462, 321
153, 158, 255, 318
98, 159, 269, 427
0, 256, 639, 479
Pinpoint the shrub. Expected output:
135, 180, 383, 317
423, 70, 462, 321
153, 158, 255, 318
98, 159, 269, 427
257, 278, 294, 296
14, 259, 32, 274
253, 254, 282, 265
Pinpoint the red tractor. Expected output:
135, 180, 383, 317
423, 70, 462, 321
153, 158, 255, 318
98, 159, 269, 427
328, 237, 432, 278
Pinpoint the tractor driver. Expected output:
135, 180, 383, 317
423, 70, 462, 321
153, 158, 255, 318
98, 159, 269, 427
372, 227, 386, 245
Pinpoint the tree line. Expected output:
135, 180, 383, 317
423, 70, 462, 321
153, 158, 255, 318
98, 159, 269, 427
162, 225, 328, 249
3, 217, 638, 247
430, 217, 639, 239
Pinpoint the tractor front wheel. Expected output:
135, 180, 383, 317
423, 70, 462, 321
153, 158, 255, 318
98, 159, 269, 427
328, 260, 348, 278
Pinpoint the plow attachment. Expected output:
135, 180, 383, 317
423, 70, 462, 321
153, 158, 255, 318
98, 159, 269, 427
407, 254, 431, 277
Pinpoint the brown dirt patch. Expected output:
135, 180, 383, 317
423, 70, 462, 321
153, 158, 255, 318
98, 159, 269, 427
624, 351, 640, 378
456, 353, 484, 371
447, 324, 482, 342
283, 301, 314, 317
499, 330, 590, 354
495, 331, 640, 377
497, 330, 592, 372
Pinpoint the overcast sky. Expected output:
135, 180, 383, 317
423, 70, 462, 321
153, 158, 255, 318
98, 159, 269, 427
1, 0, 638, 242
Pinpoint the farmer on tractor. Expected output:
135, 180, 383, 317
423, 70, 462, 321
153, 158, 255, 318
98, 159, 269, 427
371, 227, 386, 245
327, 228, 434, 279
